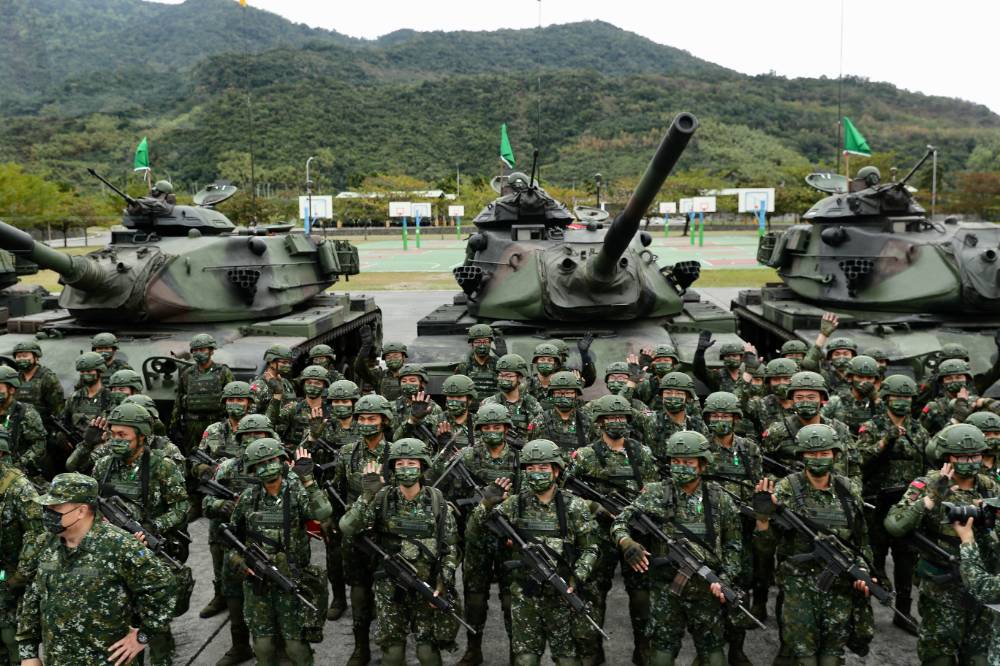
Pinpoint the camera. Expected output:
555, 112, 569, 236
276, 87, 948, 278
944, 502, 997, 529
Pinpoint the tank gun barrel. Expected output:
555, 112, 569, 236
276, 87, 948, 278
591, 112, 698, 280
0, 221, 105, 291
898, 145, 935, 187
87, 168, 138, 206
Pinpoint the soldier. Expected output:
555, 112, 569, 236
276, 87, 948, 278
921, 358, 979, 434
779, 339, 808, 363
204, 416, 279, 665
12, 339, 64, 431
332, 393, 394, 666
761, 371, 856, 477
636, 344, 681, 408
694, 332, 757, 394
802, 314, 857, 397
16, 473, 175, 666
401, 374, 476, 453
0, 366, 46, 480
568, 394, 658, 666
340, 438, 461, 666
171, 333, 235, 453
967, 411, 1000, 484
107, 368, 144, 406
127, 179, 176, 216
303, 343, 344, 384
60, 351, 115, 451
651, 372, 706, 471
864, 346, 890, 378
229, 439, 331, 665
582, 361, 655, 447
318, 379, 363, 452
612, 431, 743, 666
481, 353, 541, 441
273, 364, 332, 450
122, 395, 185, 464
754, 424, 874, 664
390, 363, 443, 435
886, 423, 998, 665
744, 358, 797, 440
454, 323, 504, 399
466, 439, 598, 665
955, 501, 1000, 664
91, 332, 132, 381
916, 342, 971, 407
822, 355, 882, 435
549, 336, 597, 388
354, 324, 407, 400
526, 342, 562, 407
740, 363, 766, 402
527, 371, 592, 453
856, 374, 929, 634
0, 426, 41, 664
250, 343, 297, 417
93, 402, 190, 665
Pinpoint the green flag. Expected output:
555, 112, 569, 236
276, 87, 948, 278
499, 123, 515, 168
842, 117, 871, 156
133, 136, 150, 172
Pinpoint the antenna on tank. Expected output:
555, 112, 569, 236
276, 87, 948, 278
529, 150, 540, 188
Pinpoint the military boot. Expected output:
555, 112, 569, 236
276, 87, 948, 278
347, 628, 371, 666
727, 637, 752, 666
457, 631, 483, 666
326, 593, 348, 621
891, 596, 919, 636
216, 644, 254, 666
632, 637, 650, 666
199, 589, 227, 619
751, 585, 768, 622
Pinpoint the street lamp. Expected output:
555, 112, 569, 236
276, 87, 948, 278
305, 155, 316, 233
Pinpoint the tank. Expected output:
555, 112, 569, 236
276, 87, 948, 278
0, 174, 382, 414
731, 147, 1000, 394
410, 112, 744, 397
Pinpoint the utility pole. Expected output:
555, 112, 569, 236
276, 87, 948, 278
930, 145, 938, 218
306, 156, 316, 233
456, 163, 461, 197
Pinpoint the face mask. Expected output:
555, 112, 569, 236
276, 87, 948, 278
98, 351, 114, 362
527, 471, 554, 492
331, 405, 353, 419
109, 437, 133, 457
80, 372, 99, 386
446, 399, 467, 416
401, 383, 420, 398
109, 391, 127, 406
747, 383, 764, 397
241, 433, 266, 444
226, 402, 248, 419
831, 357, 850, 370
804, 457, 834, 476
709, 420, 733, 436
536, 363, 555, 377
192, 351, 211, 365
723, 357, 741, 369
887, 399, 911, 417
607, 380, 627, 394
43, 507, 81, 536
794, 400, 820, 419
395, 467, 421, 487
276, 363, 292, 377
255, 460, 283, 482
945, 381, 966, 395
303, 384, 325, 399
670, 464, 698, 485
313, 358, 330, 369
498, 377, 517, 392
386, 358, 404, 371
854, 380, 875, 396
652, 361, 673, 376
474, 344, 491, 356
14, 359, 33, 372
954, 461, 982, 478
358, 423, 382, 438
773, 384, 790, 399
603, 421, 629, 440
552, 395, 575, 410
481, 430, 505, 447
662, 396, 686, 413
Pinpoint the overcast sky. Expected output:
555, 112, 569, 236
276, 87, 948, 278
151, 0, 996, 114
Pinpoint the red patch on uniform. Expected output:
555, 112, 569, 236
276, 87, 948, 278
858, 425, 866, 433
570, 449, 578, 459
922, 405, 930, 414
910, 480, 926, 489
762, 429, 769, 438
527, 423, 535, 431
201, 430, 209, 440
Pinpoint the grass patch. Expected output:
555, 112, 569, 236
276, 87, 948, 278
694, 268, 778, 287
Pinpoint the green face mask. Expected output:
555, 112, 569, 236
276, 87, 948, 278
331, 404, 353, 419
255, 460, 283, 483
481, 430, 505, 446
709, 419, 733, 436
98, 351, 114, 362
746, 383, 764, 397
109, 437, 133, 457
723, 357, 741, 369
773, 383, 790, 399
358, 423, 382, 438
804, 457, 834, 476
497, 377, 517, 392
474, 344, 491, 356
312, 358, 330, 369
603, 421, 629, 440
536, 363, 555, 377
886, 399, 911, 417
395, 467, 421, 487
662, 396, 686, 413
80, 372, 99, 386
401, 383, 420, 397
386, 358, 404, 371
192, 351, 211, 365
853, 380, 875, 396
226, 402, 248, 419
670, 464, 698, 485
954, 461, 982, 478
945, 381, 966, 395
652, 361, 673, 376
607, 380, 627, 394
552, 395, 575, 410
14, 358, 33, 372
303, 384, 325, 399
527, 471, 554, 492
831, 356, 851, 369
109, 391, 128, 406
276, 363, 292, 377
446, 399, 467, 416
794, 400, 820, 419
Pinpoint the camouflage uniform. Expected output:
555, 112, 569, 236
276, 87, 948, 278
802, 339, 855, 399
762, 415, 857, 477
353, 340, 407, 400
694, 339, 752, 395
482, 391, 542, 441
170, 361, 234, 453
251, 374, 296, 418
651, 411, 706, 470
273, 398, 333, 450
199, 418, 242, 460
61, 386, 115, 442
455, 351, 499, 399
390, 395, 443, 434
527, 406, 593, 452
16, 473, 175, 666
958, 537, 1000, 665
15, 364, 64, 429
0, 398, 46, 479
822, 392, 879, 435
0, 447, 41, 664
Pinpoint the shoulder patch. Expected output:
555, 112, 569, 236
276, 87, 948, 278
858, 424, 866, 434
762, 429, 769, 438
922, 405, 930, 414
910, 480, 926, 489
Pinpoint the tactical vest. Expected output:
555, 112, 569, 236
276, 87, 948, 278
469, 444, 520, 490
464, 354, 498, 397
379, 487, 445, 545
541, 409, 587, 452
99, 450, 153, 522
712, 436, 755, 482
0, 402, 26, 459
15, 367, 51, 413
243, 481, 305, 577
289, 400, 330, 444
208, 420, 241, 459
347, 440, 389, 500
67, 389, 114, 435
513, 490, 574, 565
219, 459, 256, 496
329, 420, 361, 450
186, 365, 228, 414
591, 439, 645, 492
492, 395, 531, 438
379, 374, 402, 401
787, 472, 857, 544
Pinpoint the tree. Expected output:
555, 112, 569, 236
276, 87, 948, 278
951, 172, 1000, 220
967, 134, 1000, 171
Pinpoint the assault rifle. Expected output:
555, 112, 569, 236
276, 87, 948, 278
97, 495, 183, 570
563, 476, 632, 516
431, 455, 485, 506
219, 523, 318, 612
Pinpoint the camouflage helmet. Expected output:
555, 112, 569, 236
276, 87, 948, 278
848, 355, 880, 378
235, 414, 277, 439
467, 324, 494, 341
940, 343, 970, 361
0, 427, 11, 455
327, 380, 361, 401
496, 353, 529, 377
788, 371, 829, 399
966, 412, 1000, 435
189, 333, 217, 350
549, 339, 571, 360
221, 381, 253, 401
934, 423, 987, 457
766, 358, 799, 378
718, 341, 744, 357
91, 332, 119, 349
108, 369, 143, 392
651, 344, 679, 360
442, 374, 477, 398
387, 438, 432, 467
299, 365, 331, 385
659, 371, 696, 398
152, 179, 173, 195
382, 341, 408, 356
748, 364, 766, 379
122, 394, 160, 420
856, 165, 881, 186
780, 339, 809, 356
825, 337, 857, 356
864, 347, 889, 363
937, 358, 973, 382
107, 402, 153, 438
880, 374, 917, 397
476, 402, 512, 427
243, 437, 286, 467
398, 363, 429, 383
0, 366, 20, 389
590, 394, 633, 420
532, 342, 561, 362
520, 439, 564, 468
604, 361, 631, 380
76, 351, 106, 373
308, 344, 334, 360
354, 394, 393, 418
12, 340, 42, 358
795, 423, 843, 454
263, 344, 293, 363
548, 371, 582, 394
703, 391, 742, 417
665, 431, 714, 465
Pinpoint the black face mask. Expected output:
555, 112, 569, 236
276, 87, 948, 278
42, 506, 83, 535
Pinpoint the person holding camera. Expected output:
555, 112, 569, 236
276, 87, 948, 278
955, 498, 1000, 665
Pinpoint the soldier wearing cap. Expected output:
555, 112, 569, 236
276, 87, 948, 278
17, 472, 175, 666
11, 340, 64, 434
171, 333, 235, 454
